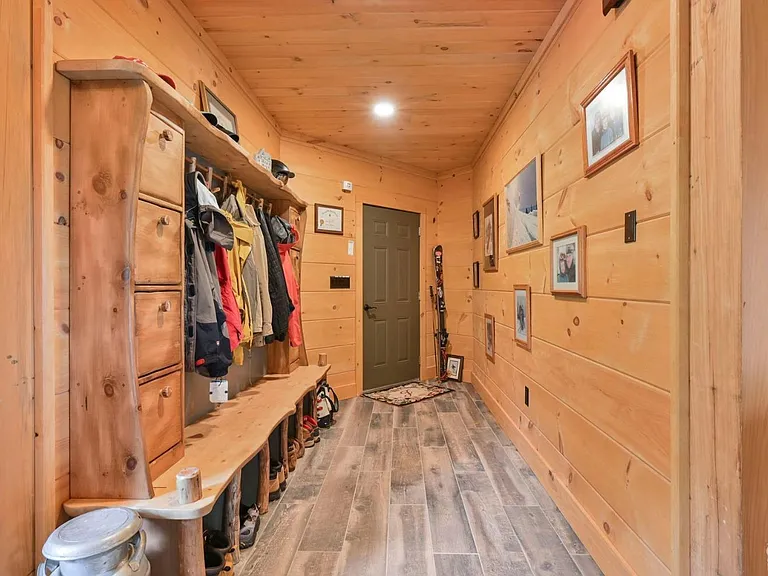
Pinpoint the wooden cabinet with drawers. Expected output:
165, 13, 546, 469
69, 79, 185, 500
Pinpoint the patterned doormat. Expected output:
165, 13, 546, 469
362, 379, 453, 406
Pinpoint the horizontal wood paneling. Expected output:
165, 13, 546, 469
470, 0, 672, 574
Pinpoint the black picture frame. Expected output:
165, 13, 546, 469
198, 80, 239, 136
473, 261, 480, 289
472, 210, 480, 239
445, 354, 464, 382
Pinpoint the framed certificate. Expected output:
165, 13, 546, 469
315, 204, 344, 235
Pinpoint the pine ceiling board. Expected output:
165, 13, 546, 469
181, 0, 567, 171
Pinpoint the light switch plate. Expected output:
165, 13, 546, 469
210, 379, 229, 403
625, 210, 637, 243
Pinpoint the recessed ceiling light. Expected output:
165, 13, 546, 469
373, 101, 396, 118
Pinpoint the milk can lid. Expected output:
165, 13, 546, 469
42, 508, 142, 561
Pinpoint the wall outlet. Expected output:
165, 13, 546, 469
525, 386, 530, 407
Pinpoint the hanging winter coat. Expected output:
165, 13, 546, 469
277, 227, 303, 347
244, 203, 273, 346
256, 207, 293, 342
214, 244, 242, 352
183, 171, 234, 378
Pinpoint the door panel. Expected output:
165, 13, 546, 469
363, 205, 420, 390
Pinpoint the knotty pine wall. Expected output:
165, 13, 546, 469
280, 138, 439, 399
470, 1, 672, 575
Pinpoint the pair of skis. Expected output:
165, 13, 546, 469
430, 245, 449, 381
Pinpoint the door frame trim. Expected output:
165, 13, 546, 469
356, 201, 429, 396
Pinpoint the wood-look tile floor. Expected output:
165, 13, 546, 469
239, 383, 604, 576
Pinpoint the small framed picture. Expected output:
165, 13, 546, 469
472, 261, 480, 289
505, 156, 543, 254
482, 196, 498, 272
484, 314, 496, 362
472, 210, 480, 239
315, 204, 344, 235
551, 226, 587, 297
514, 285, 532, 350
581, 51, 639, 177
445, 355, 464, 382
198, 80, 238, 136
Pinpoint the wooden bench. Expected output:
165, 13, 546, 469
64, 365, 330, 574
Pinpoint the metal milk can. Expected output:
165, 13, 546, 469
38, 508, 150, 576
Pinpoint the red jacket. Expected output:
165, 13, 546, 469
214, 245, 242, 352
278, 229, 303, 347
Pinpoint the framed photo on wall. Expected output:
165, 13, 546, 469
445, 355, 464, 382
505, 155, 543, 254
315, 204, 344, 235
484, 314, 496, 362
580, 51, 639, 177
198, 80, 239, 136
514, 285, 532, 350
482, 195, 498, 272
472, 210, 480, 239
472, 261, 480, 289
551, 226, 587, 297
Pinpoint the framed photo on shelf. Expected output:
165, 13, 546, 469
580, 51, 639, 177
472, 261, 480, 289
484, 314, 496, 362
514, 285, 532, 350
315, 204, 344, 235
445, 355, 464, 382
482, 195, 498, 272
472, 210, 480, 239
198, 80, 239, 136
504, 155, 543, 254
551, 226, 587, 297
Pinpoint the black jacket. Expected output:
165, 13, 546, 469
256, 208, 293, 342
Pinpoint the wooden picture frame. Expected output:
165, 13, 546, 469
550, 226, 587, 297
314, 204, 344, 235
504, 155, 543, 254
580, 51, 639, 177
484, 314, 495, 362
513, 285, 532, 350
445, 355, 464, 382
482, 195, 498, 272
602, 0, 627, 15
472, 210, 480, 239
472, 261, 480, 289
198, 80, 239, 135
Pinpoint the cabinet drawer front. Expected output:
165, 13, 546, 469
139, 371, 183, 462
140, 114, 183, 206
136, 200, 182, 285
136, 291, 182, 376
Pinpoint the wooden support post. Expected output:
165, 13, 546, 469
175, 467, 204, 575
296, 400, 305, 456
224, 470, 242, 564
280, 418, 289, 479
257, 443, 270, 515
311, 389, 318, 421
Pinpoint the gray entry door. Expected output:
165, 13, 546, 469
362, 205, 421, 391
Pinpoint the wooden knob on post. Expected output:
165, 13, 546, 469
159, 215, 171, 226
161, 129, 174, 142
160, 386, 173, 398
160, 300, 172, 312
176, 467, 202, 505
318, 353, 328, 367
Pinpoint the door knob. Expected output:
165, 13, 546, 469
363, 304, 378, 312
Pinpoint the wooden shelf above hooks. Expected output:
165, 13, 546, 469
56, 59, 307, 208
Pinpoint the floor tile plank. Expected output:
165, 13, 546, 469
387, 505, 436, 576
470, 429, 537, 506
299, 446, 364, 552
340, 399, 374, 447
421, 446, 476, 554
461, 382, 483, 401
373, 401, 395, 413
573, 554, 605, 576
417, 401, 446, 447
475, 399, 513, 446
505, 506, 582, 576
439, 412, 485, 472
337, 470, 390, 576
394, 404, 417, 428
288, 551, 339, 576
391, 427, 426, 505
362, 412, 394, 471
454, 392, 490, 429
433, 554, 484, 576
434, 397, 458, 413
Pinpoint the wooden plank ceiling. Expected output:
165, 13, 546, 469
182, 0, 567, 173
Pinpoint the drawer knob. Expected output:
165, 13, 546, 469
160, 386, 173, 398
159, 215, 171, 226
161, 129, 174, 142
160, 300, 172, 312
